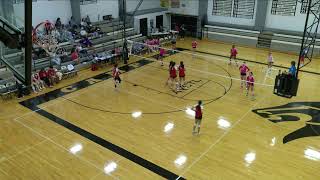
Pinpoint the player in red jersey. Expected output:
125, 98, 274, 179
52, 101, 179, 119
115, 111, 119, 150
239, 62, 250, 88
178, 61, 186, 87
192, 40, 198, 59
169, 61, 178, 92
229, 45, 238, 66
112, 64, 121, 88
192, 100, 203, 135
166, 61, 173, 86
246, 72, 254, 98
159, 46, 165, 66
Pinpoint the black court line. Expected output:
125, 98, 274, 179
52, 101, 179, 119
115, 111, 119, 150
143, 53, 233, 102
181, 80, 211, 98
20, 59, 185, 180
177, 48, 320, 76
37, 109, 183, 179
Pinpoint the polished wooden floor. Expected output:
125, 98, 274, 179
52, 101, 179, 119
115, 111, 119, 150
0, 38, 319, 179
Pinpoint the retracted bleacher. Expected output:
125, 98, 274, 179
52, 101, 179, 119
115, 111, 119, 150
204, 25, 259, 46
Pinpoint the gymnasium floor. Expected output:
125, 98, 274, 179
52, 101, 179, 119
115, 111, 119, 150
0, 38, 319, 179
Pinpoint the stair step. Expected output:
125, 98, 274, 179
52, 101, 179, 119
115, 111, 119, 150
256, 31, 273, 49
257, 31, 273, 48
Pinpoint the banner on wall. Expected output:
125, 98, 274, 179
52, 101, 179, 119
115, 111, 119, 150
160, 0, 169, 8
171, 0, 180, 8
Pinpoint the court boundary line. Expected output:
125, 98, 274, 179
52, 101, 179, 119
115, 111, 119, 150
129, 40, 318, 75
139, 63, 229, 101
14, 52, 266, 179
15, 51, 257, 179
0, 129, 68, 165
62, 77, 225, 117
13, 116, 119, 179
18, 59, 186, 180
176, 95, 268, 179
130, 54, 274, 87
17, 108, 184, 179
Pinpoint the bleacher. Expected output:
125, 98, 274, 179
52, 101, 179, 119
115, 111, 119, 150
271, 33, 320, 54
0, 19, 147, 100
203, 25, 259, 46
203, 24, 320, 55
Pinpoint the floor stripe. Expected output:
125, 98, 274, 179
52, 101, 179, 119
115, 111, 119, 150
36, 109, 183, 179
20, 59, 186, 180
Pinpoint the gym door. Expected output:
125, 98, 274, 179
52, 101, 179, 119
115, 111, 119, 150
156, 15, 163, 29
140, 18, 148, 36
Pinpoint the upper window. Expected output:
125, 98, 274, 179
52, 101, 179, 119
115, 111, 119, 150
271, 0, 298, 16
212, 0, 233, 17
233, 0, 255, 19
212, 0, 255, 19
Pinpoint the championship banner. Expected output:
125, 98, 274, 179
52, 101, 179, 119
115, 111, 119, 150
160, 0, 169, 8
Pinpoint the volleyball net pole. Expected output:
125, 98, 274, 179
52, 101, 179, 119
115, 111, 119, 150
296, 0, 320, 78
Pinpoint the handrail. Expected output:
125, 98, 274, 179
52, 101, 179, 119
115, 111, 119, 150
206, 31, 258, 40
204, 25, 259, 34
0, 16, 22, 35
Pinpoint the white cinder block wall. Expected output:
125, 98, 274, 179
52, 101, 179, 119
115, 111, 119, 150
80, 0, 119, 22
169, 0, 199, 16
127, 0, 161, 12
13, 0, 72, 27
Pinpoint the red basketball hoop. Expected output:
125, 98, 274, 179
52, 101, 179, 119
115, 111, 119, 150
32, 20, 59, 57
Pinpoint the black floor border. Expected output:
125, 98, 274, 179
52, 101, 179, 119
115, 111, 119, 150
36, 109, 184, 180
20, 59, 154, 109
20, 58, 186, 179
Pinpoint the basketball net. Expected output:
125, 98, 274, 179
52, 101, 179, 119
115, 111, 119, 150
32, 20, 59, 57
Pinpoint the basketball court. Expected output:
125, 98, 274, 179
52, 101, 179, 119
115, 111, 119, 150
0, 0, 320, 179
0, 38, 318, 179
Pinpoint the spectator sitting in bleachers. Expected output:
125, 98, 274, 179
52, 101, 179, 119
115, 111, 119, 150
145, 38, 160, 53
69, 16, 78, 29
47, 66, 58, 86
55, 17, 62, 30
132, 42, 145, 55
44, 21, 54, 35
80, 18, 88, 29
80, 27, 88, 37
51, 55, 61, 65
71, 48, 80, 64
33, 72, 45, 90
39, 68, 51, 87
85, 15, 91, 26
61, 25, 75, 43
56, 47, 70, 63
31, 73, 44, 93
76, 44, 88, 57
55, 68, 63, 81
80, 36, 93, 48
